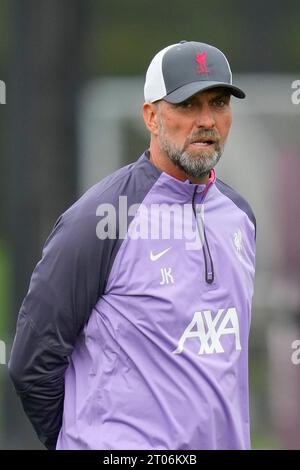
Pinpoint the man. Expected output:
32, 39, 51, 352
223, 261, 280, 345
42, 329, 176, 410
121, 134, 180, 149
9, 41, 256, 450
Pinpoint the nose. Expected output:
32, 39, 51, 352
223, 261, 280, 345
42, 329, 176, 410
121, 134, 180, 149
195, 102, 216, 128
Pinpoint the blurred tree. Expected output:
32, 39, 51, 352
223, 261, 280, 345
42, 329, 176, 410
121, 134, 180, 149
5, 0, 87, 448
84, 0, 300, 76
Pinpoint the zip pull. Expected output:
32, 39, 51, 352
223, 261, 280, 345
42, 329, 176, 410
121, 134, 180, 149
192, 187, 214, 285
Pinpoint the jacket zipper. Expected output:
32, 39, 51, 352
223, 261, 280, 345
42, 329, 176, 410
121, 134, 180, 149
192, 186, 214, 284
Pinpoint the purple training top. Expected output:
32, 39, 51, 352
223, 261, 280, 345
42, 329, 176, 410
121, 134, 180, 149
9, 151, 256, 450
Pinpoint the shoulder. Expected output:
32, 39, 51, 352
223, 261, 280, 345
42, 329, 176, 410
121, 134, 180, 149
45, 152, 161, 253
215, 178, 256, 237
63, 152, 161, 224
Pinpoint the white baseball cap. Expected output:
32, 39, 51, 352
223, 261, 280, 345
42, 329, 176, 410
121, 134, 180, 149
144, 40, 245, 104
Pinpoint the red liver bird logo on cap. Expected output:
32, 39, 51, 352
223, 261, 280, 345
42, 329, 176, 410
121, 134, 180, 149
195, 52, 209, 74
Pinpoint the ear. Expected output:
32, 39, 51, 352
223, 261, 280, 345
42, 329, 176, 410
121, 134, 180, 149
143, 102, 160, 135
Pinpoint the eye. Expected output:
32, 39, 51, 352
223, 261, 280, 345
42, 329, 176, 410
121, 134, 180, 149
178, 99, 194, 108
214, 99, 225, 107
213, 96, 230, 107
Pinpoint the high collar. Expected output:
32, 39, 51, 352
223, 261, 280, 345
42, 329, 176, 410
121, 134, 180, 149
140, 150, 216, 198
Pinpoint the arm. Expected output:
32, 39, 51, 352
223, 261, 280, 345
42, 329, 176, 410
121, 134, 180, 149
8, 206, 110, 449
8, 157, 152, 449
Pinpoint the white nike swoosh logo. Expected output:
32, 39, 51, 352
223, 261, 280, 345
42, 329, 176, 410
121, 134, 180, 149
150, 247, 172, 261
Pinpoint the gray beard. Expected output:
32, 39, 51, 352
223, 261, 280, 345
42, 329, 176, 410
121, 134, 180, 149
158, 126, 223, 179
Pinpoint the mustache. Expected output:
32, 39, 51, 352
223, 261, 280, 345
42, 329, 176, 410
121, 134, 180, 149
186, 129, 220, 144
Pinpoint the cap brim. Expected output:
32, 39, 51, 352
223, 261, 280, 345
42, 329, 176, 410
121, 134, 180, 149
163, 81, 246, 103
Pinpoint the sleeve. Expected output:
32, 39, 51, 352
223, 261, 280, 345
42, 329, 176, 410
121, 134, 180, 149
8, 205, 116, 449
